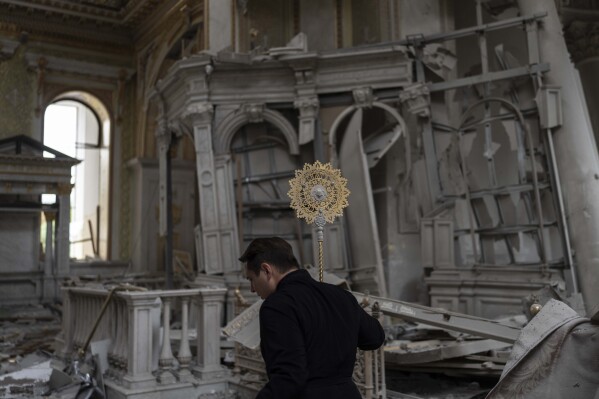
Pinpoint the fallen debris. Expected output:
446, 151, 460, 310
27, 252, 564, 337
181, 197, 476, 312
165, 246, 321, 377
0, 305, 62, 378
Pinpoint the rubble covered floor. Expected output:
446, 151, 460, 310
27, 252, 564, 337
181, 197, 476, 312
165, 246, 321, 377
0, 304, 62, 398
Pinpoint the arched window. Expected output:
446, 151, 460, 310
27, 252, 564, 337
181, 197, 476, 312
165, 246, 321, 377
42, 94, 110, 260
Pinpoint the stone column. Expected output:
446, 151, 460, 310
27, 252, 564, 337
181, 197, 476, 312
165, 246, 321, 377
121, 292, 161, 389
43, 211, 56, 301
518, 0, 599, 312
184, 102, 216, 273
155, 116, 172, 238
185, 102, 239, 275
43, 211, 55, 276
155, 110, 175, 288
193, 288, 227, 380
55, 184, 72, 277
213, 153, 240, 274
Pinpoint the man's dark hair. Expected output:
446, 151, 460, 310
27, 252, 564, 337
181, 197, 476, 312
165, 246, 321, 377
239, 237, 300, 275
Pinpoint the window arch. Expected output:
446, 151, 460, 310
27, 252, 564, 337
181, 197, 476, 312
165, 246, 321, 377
42, 92, 111, 260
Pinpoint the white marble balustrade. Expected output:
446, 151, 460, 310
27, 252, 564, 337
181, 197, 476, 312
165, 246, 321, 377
60, 286, 228, 390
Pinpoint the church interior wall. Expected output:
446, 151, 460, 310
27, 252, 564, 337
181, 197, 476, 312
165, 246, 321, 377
4, 1, 599, 397
0, 0, 597, 314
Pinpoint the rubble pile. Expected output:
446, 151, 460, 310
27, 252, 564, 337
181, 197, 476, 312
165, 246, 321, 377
384, 316, 526, 378
0, 304, 62, 398
382, 316, 528, 399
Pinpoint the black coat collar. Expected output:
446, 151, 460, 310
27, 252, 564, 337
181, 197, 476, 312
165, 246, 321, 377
276, 268, 310, 290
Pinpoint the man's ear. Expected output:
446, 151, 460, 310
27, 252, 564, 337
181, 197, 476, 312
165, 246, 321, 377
260, 262, 274, 279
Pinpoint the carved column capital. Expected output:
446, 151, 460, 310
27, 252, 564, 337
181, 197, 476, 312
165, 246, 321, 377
43, 211, 56, 222
399, 83, 431, 118
353, 87, 374, 108
564, 20, 599, 63
182, 102, 214, 125
294, 96, 319, 116
56, 183, 74, 196
240, 103, 265, 123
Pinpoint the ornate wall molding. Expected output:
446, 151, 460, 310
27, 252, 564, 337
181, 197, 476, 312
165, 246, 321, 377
214, 104, 299, 155
25, 53, 133, 85
241, 103, 265, 123
399, 83, 431, 118
182, 101, 214, 126
352, 87, 375, 108
0, 6, 131, 53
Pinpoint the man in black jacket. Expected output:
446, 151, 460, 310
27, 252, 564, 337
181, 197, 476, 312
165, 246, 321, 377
239, 237, 385, 399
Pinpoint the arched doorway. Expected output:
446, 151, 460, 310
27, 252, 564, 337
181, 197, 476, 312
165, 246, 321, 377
42, 92, 111, 260
229, 121, 306, 263
329, 103, 408, 297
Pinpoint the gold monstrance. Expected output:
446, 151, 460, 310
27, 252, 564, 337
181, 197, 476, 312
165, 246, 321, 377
288, 161, 350, 282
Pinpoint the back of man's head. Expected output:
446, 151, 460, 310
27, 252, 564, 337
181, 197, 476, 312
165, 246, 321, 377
239, 237, 300, 275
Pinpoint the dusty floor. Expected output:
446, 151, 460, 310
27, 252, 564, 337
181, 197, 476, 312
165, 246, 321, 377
0, 304, 504, 399
0, 304, 62, 397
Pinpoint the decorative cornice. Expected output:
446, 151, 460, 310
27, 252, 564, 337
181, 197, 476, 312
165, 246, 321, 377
0, 5, 132, 45
0, 153, 80, 167
0, 1, 174, 55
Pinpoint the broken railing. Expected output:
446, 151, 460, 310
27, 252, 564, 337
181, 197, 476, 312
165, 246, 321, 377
58, 285, 227, 390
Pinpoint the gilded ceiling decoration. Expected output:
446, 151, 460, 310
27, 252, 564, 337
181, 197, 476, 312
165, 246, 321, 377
0, 0, 158, 25
0, 0, 165, 52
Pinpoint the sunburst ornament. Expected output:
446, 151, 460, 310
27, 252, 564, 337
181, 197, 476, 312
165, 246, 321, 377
288, 161, 350, 281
